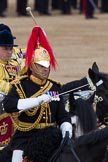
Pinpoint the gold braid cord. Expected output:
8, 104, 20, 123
11, 104, 48, 132
10, 78, 53, 132
25, 81, 52, 116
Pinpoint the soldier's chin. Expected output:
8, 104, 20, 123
39, 74, 48, 80
42, 75, 48, 80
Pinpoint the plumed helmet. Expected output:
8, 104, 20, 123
0, 30, 18, 47
26, 26, 57, 70
33, 47, 50, 68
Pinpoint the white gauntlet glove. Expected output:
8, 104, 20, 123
38, 94, 52, 104
60, 122, 72, 139
17, 94, 52, 112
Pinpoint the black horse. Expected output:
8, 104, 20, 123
22, 127, 108, 162
61, 62, 108, 128
88, 62, 108, 127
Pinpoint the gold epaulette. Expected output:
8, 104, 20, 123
10, 75, 28, 85
48, 78, 62, 86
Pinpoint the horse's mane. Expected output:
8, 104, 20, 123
69, 91, 97, 134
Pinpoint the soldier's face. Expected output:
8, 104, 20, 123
0, 46, 13, 61
30, 62, 50, 80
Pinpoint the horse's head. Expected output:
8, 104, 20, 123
88, 62, 108, 125
88, 62, 108, 89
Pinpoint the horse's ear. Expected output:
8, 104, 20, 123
88, 68, 98, 83
92, 62, 99, 73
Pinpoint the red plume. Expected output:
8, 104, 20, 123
26, 26, 57, 70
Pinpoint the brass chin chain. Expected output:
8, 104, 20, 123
31, 62, 48, 80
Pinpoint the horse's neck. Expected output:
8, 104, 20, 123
71, 115, 84, 137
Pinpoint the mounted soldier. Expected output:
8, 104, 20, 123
3, 26, 72, 162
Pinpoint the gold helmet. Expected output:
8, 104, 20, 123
26, 26, 57, 70
33, 46, 50, 68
